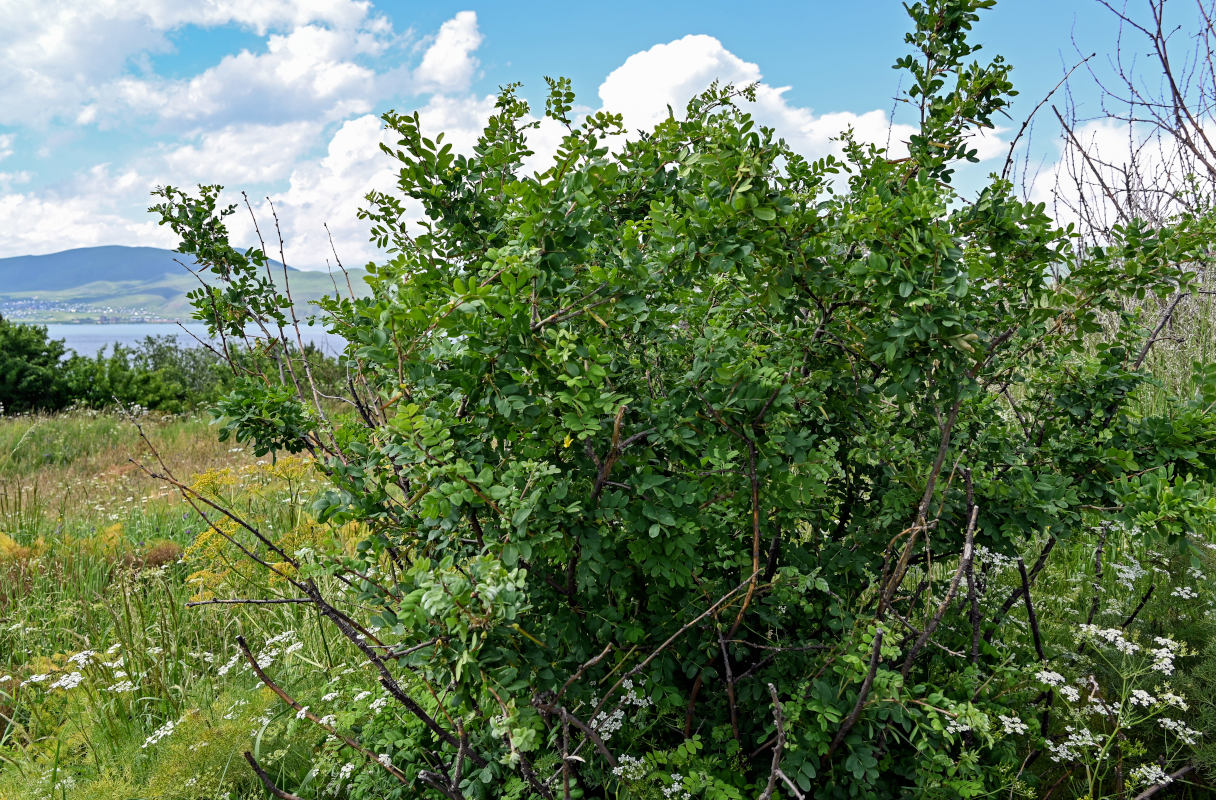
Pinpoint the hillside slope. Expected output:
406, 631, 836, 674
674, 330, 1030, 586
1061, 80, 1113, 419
0, 246, 367, 323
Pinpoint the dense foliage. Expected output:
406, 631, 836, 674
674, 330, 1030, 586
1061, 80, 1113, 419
145, 1, 1216, 797
0, 315, 70, 413
0, 323, 342, 416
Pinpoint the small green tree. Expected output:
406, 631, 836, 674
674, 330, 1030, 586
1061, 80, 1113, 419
0, 314, 69, 413
149, 1, 1216, 797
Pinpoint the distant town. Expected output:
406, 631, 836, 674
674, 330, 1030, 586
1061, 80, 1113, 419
0, 297, 177, 324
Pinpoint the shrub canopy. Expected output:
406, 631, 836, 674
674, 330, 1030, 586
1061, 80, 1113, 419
150, 1, 1216, 797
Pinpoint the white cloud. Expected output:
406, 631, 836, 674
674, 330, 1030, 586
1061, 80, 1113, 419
414, 11, 482, 93
0, 134, 13, 161
0, 189, 176, 256
0, 0, 393, 127
250, 91, 501, 267
100, 23, 387, 129
159, 121, 326, 185
599, 34, 929, 162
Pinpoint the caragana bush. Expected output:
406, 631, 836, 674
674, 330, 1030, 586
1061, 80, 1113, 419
147, 1, 1216, 797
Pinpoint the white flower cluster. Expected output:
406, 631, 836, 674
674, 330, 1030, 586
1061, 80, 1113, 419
945, 719, 971, 734
662, 773, 691, 800
1149, 637, 1181, 676
1171, 586, 1198, 600
107, 680, 136, 693
1129, 764, 1172, 787
142, 718, 177, 749
999, 714, 1028, 735
591, 707, 625, 739
975, 545, 1016, 573
1076, 624, 1139, 654
222, 698, 249, 720
1111, 558, 1146, 589
67, 650, 96, 667
612, 754, 647, 781
1159, 718, 1202, 745
591, 679, 653, 741
49, 672, 83, 690
1046, 725, 1102, 763
1129, 689, 1156, 707
1035, 670, 1065, 686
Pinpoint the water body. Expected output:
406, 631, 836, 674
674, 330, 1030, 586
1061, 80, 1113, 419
43, 322, 346, 357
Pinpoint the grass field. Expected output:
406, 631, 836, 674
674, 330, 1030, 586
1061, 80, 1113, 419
0, 411, 385, 800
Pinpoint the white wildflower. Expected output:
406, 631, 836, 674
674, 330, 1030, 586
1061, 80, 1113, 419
142, 719, 177, 749
1035, 670, 1065, 687
611, 754, 647, 781
999, 714, 1028, 735
1129, 689, 1157, 707
1129, 764, 1172, 787
107, 680, 136, 693
217, 653, 241, 677
50, 672, 83, 690
1159, 718, 1202, 745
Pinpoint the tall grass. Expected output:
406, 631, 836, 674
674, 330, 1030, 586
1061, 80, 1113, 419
0, 410, 377, 800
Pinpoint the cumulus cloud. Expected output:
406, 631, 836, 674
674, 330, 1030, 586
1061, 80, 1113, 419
103, 24, 384, 128
159, 121, 326, 185
414, 11, 483, 93
245, 91, 500, 266
0, 0, 391, 127
0, 133, 13, 161
0, 188, 176, 257
599, 33, 944, 162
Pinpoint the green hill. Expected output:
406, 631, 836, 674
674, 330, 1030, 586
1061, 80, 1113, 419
0, 246, 368, 323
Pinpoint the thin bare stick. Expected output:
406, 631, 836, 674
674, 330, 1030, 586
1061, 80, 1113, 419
759, 684, 792, 800
825, 629, 885, 760
901, 503, 978, 678
244, 752, 305, 800
236, 636, 407, 783
187, 597, 311, 607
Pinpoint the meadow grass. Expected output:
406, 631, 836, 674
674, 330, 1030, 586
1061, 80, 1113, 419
0, 410, 383, 800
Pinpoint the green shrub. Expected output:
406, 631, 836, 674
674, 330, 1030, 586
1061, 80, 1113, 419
147, 1, 1216, 797
0, 315, 70, 413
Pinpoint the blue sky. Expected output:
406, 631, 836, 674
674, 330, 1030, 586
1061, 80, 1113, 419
0, 1, 1130, 266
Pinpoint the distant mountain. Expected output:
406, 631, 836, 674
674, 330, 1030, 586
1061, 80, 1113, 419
0, 245, 367, 323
